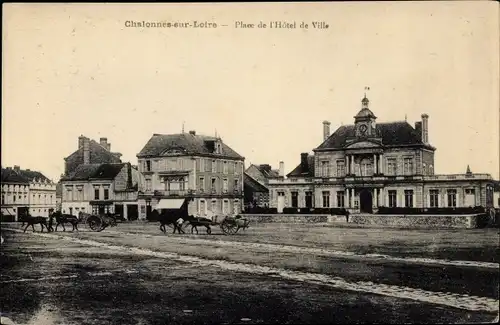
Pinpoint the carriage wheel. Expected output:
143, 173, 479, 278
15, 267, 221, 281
88, 217, 102, 232
220, 220, 238, 235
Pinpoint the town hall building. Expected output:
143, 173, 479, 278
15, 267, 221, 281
268, 94, 495, 213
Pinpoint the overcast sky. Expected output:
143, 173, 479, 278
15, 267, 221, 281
2, 2, 499, 181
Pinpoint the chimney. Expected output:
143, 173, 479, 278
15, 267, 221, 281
323, 120, 331, 141
13, 165, 20, 172
83, 137, 90, 164
78, 135, 85, 149
421, 114, 429, 144
415, 121, 422, 141
127, 162, 133, 188
189, 130, 196, 135
99, 137, 108, 150
301, 153, 308, 170
279, 161, 285, 178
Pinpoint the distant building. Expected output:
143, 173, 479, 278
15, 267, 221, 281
269, 94, 495, 213
60, 163, 143, 220
243, 164, 282, 208
245, 164, 280, 186
136, 131, 245, 219
1, 166, 56, 220
243, 172, 270, 208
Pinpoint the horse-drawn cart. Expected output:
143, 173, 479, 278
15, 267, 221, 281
186, 215, 250, 235
79, 212, 117, 232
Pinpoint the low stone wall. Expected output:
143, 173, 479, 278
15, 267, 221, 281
348, 214, 483, 229
240, 214, 331, 223
239, 213, 488, 229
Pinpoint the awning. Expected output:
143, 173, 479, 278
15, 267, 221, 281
156, 198, 185, 210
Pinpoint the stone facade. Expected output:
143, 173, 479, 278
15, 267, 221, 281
1, 166, 56, 220
268, 95, 495, 213
136, 131, 245, 219
60, 163, 144, 220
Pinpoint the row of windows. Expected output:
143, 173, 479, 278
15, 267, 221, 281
65, 186, 110, 201
198, 177, 239, 193
281, 188, 469, 209
318, 157, 434, 177
143, 158, 243, 175
1, 193, 54, 204
145, 177, 241, 193
2, 185, 29, 192
198, 199, 240, 215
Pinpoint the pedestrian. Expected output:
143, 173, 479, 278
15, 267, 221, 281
48, 209, 55, 232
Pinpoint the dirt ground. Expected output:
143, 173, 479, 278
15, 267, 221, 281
1, 222, 498, 324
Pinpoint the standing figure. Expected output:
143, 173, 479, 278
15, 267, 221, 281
48, 210, 55, 232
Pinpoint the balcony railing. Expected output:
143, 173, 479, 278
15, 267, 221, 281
269, 178, 313, 184
424, 174, 493, 181
153, 189, 195, 196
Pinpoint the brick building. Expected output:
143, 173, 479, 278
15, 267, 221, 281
136, 131, 245, 219
1, 166, 56, 220
268, 94, 495, 213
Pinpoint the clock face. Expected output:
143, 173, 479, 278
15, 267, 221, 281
359, 124, 367, 135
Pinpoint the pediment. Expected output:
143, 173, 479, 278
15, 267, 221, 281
345, 141, 381, 149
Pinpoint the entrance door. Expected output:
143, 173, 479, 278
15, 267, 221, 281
359, 189, 373, 213
115, 204, 124, 219
127, 205, 138, 221
277, 192, 285, 213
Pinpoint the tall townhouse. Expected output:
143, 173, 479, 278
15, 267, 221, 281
136, 131, 245, 219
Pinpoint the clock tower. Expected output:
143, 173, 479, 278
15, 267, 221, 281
354, 90, 377, 138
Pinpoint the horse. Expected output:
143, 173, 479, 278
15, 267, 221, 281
229, 215, 251, 233
23, 215, 49, 233
51, 211, 79, 232
184, 214, 214, 235
150, 209, 185, 235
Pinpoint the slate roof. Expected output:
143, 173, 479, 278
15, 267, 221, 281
244, 173, 269, 193
287, 155, 315, 178
250, 164, 280, 179
17, 169, 51, 182
315, 121, 434, 150
1, 167, 51, 184
61, 163, 125, 181
137, 133, 244, 159
64, 140, 122, 163
1, 168, 29, 184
